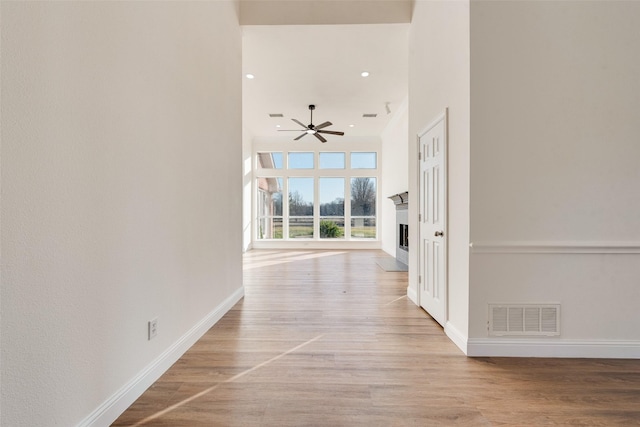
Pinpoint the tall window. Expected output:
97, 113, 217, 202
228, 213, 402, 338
255, 150, 378, 241
350, 177, 376, 238
289, 177, 314, 238
256, 177, 283, 239
320, 177, 345, 239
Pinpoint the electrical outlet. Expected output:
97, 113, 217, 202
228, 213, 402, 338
148, 318, 158, 340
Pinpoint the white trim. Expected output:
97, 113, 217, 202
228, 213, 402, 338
467, 338, 640, 359
407, 285, 418, 305
417, 109, 447, 138
77, 287, 245, 427
252, 240, 381, 250
470, 241, 640, 254
445, 321, 468, 355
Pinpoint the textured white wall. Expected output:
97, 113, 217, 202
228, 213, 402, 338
240, 0, 412, 25
1, 2, 242, 425
408, 0, 470, 340
469, 1, 640, 343
380, 98, 409, 257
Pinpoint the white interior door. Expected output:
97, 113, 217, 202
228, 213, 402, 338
418, 113, 447, 326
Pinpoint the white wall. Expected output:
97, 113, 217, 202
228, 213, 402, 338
380, 98, 409, 257
408, 0, 471, 345
240, 0, 412, 25
0, 2, 243, 425
468, 1, 640, 355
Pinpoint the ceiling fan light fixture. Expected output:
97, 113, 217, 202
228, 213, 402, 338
306, 129, 317, 135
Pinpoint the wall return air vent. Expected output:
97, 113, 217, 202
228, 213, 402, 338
489, 304, 560, 337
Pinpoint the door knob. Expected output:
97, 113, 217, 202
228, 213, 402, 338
434, 231, 444, 237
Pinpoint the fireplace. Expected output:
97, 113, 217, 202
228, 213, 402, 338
388, 192, 408, 266
399, 223, 408, 251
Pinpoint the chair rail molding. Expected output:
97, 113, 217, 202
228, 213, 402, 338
469, 241, 640, 254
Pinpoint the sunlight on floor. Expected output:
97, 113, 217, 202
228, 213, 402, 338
131, 334, 325, 426
243, 250, 347, 270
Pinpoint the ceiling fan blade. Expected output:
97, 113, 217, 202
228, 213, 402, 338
294, 133, 307, 141
317, 130, 345, 136
291, 118, 307, 129
314, 133, 327, 143
314, 121, 332, 130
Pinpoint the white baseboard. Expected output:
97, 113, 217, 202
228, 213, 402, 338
444, 322, 468, 355
406, 285, 418, 305
467, 338, 640, 359
77, 286, 245, 427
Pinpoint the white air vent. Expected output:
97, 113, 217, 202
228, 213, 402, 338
269, 113, 284, 118
489, 304, 560, 336
363, 113, 377, 118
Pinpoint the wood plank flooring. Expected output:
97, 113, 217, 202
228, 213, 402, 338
113, 250, 640, 426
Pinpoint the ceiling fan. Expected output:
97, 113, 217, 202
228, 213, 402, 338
279, 105, 344, 143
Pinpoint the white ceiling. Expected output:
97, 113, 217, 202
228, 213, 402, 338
242, 24, 409, 140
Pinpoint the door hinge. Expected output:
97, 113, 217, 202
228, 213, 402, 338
419, 152, 422, 160
418, 275, 422, 284
419, 213, 422, 222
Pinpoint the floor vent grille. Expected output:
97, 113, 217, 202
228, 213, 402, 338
489, 304, 560, 336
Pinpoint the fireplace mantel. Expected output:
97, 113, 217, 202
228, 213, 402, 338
388, 192, 409, 206
388, 192, 409, 265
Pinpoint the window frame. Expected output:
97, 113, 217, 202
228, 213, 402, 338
253, 143, 380, 243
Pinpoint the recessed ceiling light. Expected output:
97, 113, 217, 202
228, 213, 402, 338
276, 125, 281, 128
361, 71, 370, 77
245, 74, 255, 79
349, 124, 355, 128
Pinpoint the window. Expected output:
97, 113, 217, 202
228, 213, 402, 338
319, 178, 345, 239
319, 152, 345, 169
350, 152, 377, 169
288, 177, 314, 238
256, 177, 283, 239
288, 152, 314, 169
350, 177, 376, 239
257, 152, 283, 169
255, 150, 379, 241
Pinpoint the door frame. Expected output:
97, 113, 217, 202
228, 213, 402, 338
416, 108, 448, 325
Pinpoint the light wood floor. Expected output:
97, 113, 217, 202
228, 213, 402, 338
114, 250, 640, 426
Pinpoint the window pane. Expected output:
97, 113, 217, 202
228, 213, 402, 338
289, 217, 314, 239
256, 177, 283, 240
319, 178, 344, 216
257, 152, 283, 169
258, 217, 283, 239
320, 218, 344, 239
351, 217, 376, 239
288, 152, 314, 169
350, 177, 376, 216
319, 152, 345, 169
288, 178, 314, 216
257, 178, 283, 216
350, 152, 377, 169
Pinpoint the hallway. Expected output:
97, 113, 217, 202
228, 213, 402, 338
114, 250, 640, 426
